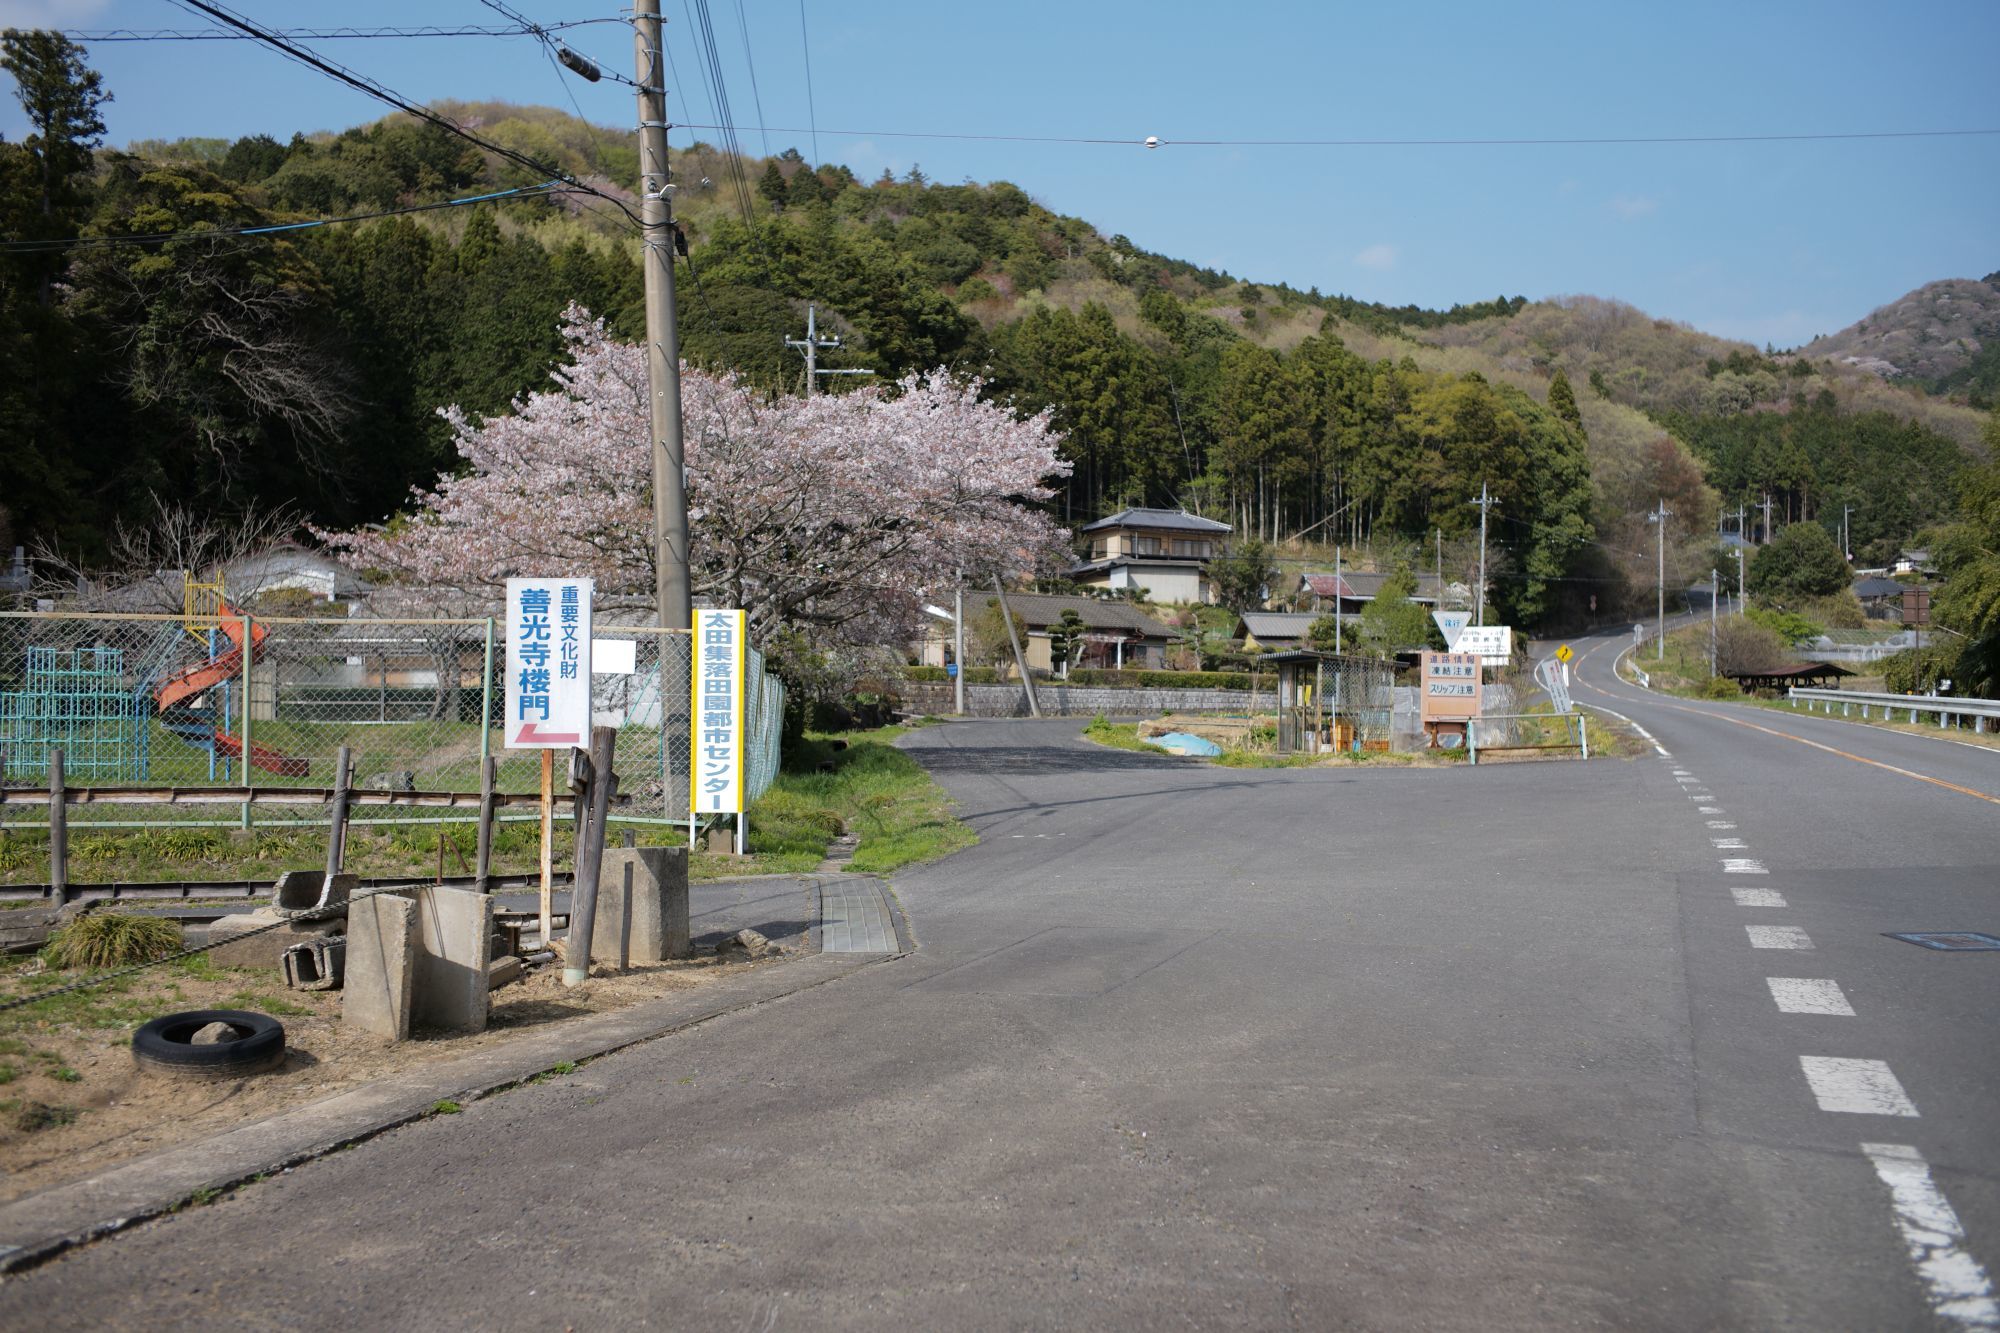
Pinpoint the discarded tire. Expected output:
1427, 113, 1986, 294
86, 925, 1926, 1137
132, 1009, 287, 1081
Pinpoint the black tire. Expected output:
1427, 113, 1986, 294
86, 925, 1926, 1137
132, 1009, 287, 1082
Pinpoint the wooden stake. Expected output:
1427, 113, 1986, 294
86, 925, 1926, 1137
48, 748, 67, 906
474, 755, 495, 893
539, 748, 554, 951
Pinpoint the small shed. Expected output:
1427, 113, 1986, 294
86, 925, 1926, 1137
1725, 662, 1856, 694
1260, 651, 1327, 754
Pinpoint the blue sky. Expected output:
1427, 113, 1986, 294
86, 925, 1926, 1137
4, 0, 1996, 346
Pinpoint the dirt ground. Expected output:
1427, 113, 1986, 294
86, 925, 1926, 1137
0, 945, 776, 1203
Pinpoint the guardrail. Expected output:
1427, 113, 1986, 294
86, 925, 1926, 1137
1788, 688, 1998, 734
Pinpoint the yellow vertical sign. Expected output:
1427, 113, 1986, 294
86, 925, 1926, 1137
690, 609, 746, 815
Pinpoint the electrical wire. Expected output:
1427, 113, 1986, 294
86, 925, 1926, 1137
64, 20, 625, 41
0, 182, 568, 253
732, 0, 771, 158
674, 122, 2000, 149
797, 0, 819, 165
167, 0, 641, 229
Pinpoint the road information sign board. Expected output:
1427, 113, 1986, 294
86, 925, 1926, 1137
505, 577, 593, 748
1432, 611, 1471, 650
1420, 651, 1482, 721
1454, 625, 1513, 666
691, 608, 747, 815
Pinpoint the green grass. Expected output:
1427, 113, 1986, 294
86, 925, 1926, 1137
430, 1099, 463, 1115
711, 725, 974, 877
1081, 716, 1168, 754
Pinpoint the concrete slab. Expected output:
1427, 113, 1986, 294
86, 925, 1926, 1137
820, 877, 897, 953
592, 847, 691, 965
342, 895, 418, 1041
196, 912, 341, 971
411, 886, 495, 1035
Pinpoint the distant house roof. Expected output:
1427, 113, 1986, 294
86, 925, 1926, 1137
1298, 571, 1441, 603
1852, 577, 1907, 599
984, 593, 1174, 638
1078, 508, 1233, 536
1235, 611, 1319, 645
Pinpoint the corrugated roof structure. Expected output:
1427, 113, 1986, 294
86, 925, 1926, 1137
1077, 508, 1233, 535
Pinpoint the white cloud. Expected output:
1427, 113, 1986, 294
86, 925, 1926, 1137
1353, 244, 1398, 271
1608, 194, 1660, 221
0, 0, 110, 22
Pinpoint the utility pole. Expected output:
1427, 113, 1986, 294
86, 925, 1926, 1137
1842, 504, 1854, 561
1758, 492, 1775, 546
1334, 545, 1343, 654
635, 0, 690, 631
1647, 498, 1673, 660
1709, 567, 1719, 678
785, 302, 873, 396
953, 571, 966, 716
1468, 483, 1495, 627
1435, 527, 1443, 618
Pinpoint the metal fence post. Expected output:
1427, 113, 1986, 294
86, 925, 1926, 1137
49, 747, 67, 904
240, 612, 255, 831
478, 617, 495, 770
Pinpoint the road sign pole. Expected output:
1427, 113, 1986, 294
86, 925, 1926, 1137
539, 748, 554, 949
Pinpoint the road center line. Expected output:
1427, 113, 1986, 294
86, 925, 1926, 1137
1748, 924, 1812, 949
1801, 1057, 1919, 1116
1731, 887, 1787, 907
1767, 978, 1854, 1015
1861, 1143, 2000, 1329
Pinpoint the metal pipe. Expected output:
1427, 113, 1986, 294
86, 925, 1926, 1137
475, 755, 496, 894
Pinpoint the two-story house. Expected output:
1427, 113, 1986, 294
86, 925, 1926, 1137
1065, 509, 1233, 605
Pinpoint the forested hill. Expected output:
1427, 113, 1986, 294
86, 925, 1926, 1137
1801, 274, 2000, 408
1, 57, 1988, 621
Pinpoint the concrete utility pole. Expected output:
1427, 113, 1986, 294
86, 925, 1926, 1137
1709, 568, 1719, 678
1333, 546, 1343, 654
1468, 483, 1495, 627
1647, 498, 1673, 660
953, 572, 966, 716
1736, 542, 1746, 609
1842, 504, 1855, 560
785, 302, 873, 396
635, 0, 690, 631
992, 578, 1039, 718
1758, 492, 1775, 546
1435, 527, 1443, 618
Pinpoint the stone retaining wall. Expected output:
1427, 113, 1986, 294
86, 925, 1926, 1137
897, 681, 1263, 718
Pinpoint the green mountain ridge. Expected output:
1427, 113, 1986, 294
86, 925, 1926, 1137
3, 64, 1987, 622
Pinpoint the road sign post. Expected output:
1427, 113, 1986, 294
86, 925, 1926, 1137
1421, 650, 1481, 750
506, 577, 595, 940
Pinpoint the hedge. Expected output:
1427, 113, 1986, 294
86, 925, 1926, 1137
899, 666, 1003, 684
1064, 668, 1262, 691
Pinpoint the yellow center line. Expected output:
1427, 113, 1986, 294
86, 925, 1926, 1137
1571, 637, 2000, 808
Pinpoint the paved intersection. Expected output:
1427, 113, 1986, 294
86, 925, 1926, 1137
4, 670, 1995, 1327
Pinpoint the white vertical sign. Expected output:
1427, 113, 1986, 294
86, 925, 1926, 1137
690, 609, 746, 815
505, 577, 593, 748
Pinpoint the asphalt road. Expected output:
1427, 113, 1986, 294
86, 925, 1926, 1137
4, 673, 1995, 1329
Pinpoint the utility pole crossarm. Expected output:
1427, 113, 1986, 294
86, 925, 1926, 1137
784, 302, 873, 396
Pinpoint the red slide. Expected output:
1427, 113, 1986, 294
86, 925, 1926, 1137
154, 607, 309, 778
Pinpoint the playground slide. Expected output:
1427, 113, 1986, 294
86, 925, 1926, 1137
153, 607, 309, 778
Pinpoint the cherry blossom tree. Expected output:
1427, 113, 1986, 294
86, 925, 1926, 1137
320, 307, 1071, 647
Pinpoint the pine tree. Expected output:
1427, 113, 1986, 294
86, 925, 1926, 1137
757, 159, 788, 211
1547, 369, 1584, 434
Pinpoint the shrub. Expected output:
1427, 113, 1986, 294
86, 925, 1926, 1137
43, 912, 183, 970
1065, 668, 1258, 690
1744, 606, 1823, 647
1713, 618, 1789, 676
1880, 644, 1963, 695
900, 665, 1002, 684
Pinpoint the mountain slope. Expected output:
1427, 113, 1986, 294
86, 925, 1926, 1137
1802, 275, 2000, 407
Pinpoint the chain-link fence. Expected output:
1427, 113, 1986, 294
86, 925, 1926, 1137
0, 612, 782, 847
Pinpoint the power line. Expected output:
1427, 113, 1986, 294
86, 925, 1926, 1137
674, 122, 2000, 149
797, 0, 819, 165
63, 21, 623, 41
732, 0, 771, 158
0, 181, 567, 253
166, 1, 640, 228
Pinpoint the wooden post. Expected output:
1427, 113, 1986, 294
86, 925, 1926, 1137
474, 755, 496, 894
326, 745, 352, 886
48, 747, 67, 906
538, 748, 555, 952
563, 726, 618, 988
616, 828, 635, 971
435, 829, 446, 885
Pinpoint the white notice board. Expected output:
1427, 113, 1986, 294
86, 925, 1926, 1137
504, 577, 593, 748
691, 609, 747, 814
1454, 625, 1513, 667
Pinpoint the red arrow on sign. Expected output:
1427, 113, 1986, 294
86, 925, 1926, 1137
513, 722, 582, 745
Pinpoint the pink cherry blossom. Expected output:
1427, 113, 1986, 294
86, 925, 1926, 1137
318, 306, 1072, 645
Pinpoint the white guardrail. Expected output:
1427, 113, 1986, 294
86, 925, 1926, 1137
1788, 687, 1999, 734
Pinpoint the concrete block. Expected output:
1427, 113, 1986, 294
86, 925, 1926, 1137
271, 869, 354, 918
343, 895, 418, 1040
593, 847, 691, 964
282, 935, 345, 991
411, 886, 495, 1034
197, 911, 341, 971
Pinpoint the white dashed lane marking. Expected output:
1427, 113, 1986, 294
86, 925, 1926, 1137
1861, 1143, 2000, 1329
1767, 978, 1855, 1015
1747, 925, 1813, 950
1712, 837, 1748, 849
1800, 1057, 1919, 1116
1723, 858, 1769, 874
1707, 819, 1737, 829
1698, 805, 1724, 814
1731, 887, 1787, 907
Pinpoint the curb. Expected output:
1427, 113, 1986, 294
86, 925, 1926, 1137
0, 950, 894, 1278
